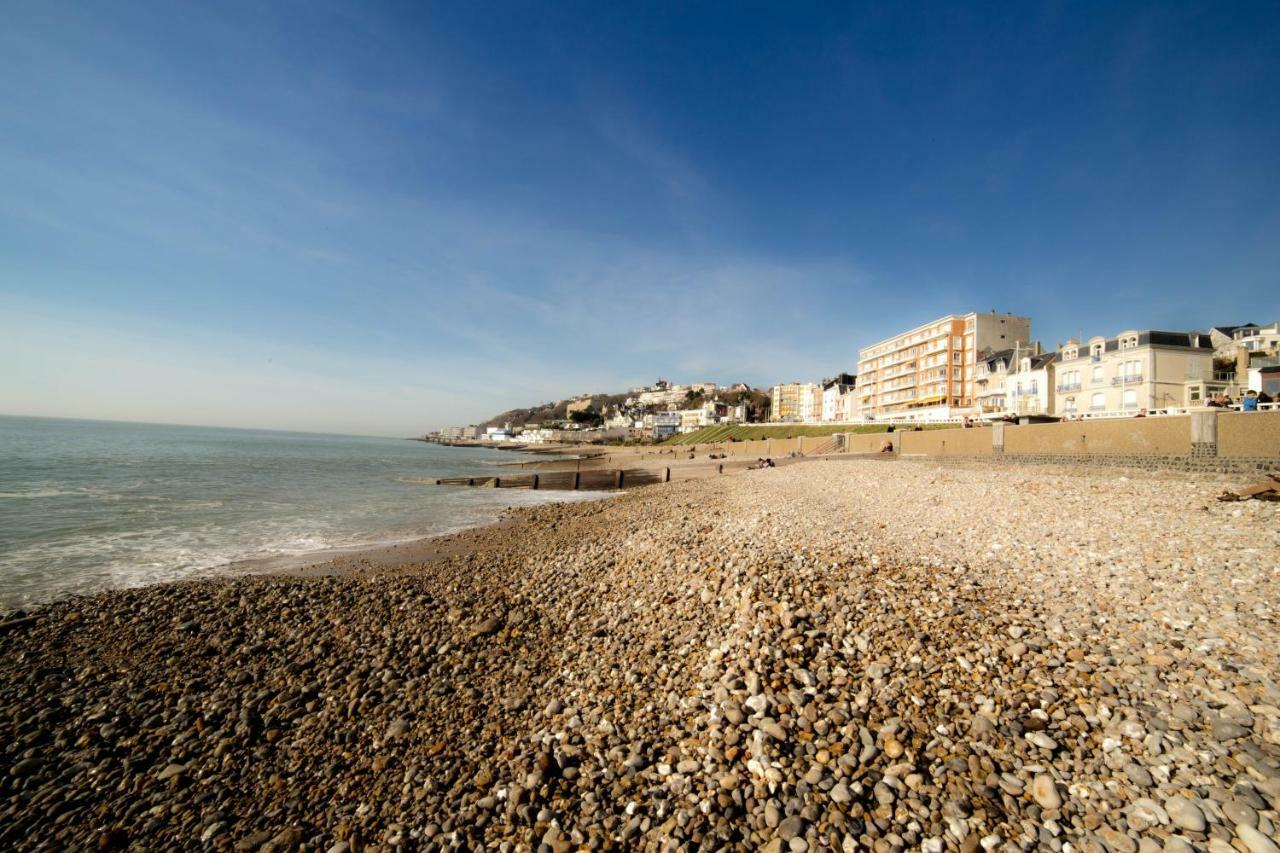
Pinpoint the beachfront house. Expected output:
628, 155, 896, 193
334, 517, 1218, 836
653, 411, 681, 439
820, 373, 857, 422
1009, 351, 1056, 416
1053, 330, 1216, 416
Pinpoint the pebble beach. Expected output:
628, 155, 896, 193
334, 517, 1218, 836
2, 459, 1278, 852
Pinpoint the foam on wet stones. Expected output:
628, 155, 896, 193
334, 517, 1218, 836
0, 460, 1277, 850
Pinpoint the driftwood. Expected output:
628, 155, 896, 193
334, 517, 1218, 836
1217, 473, 1280, 502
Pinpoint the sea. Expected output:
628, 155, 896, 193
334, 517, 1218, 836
0, 416, 600, 608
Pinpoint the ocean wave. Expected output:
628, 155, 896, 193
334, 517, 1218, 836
0, 489, 81, 499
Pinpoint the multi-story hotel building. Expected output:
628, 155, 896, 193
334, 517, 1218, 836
856, 312, 1032, 419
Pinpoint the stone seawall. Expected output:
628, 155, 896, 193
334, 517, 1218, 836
900, 451, 1280, 476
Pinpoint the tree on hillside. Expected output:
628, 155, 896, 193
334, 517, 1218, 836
569, 408, 603, 427
683, 389, 707, 408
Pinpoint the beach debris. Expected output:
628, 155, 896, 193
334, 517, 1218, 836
1217, 473, 1280, 501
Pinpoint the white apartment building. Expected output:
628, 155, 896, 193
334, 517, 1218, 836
770, 383, 820, 422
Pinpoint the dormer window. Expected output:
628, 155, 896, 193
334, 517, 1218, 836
1020, 358, 1031, 372
1062, 347, 1078, 360
1090, 342, 1104, 358
1119, 335, 1139, 350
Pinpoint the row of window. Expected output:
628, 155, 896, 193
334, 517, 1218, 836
1061, 335, 1141, 361
1062, 389, 1142, 412
1057, 361, 1143, 388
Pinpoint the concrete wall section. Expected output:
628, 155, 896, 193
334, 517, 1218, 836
899, 428, 994, 455
1218, 412, 1280, 458
1003, 416, 1190, 456
842, 433, 898, 454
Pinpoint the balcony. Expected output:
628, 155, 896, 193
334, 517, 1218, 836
1055, 383, 1081, 392
1111, 374, 1142, 385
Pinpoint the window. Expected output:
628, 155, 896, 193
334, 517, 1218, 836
1122, 389, 1138, 408
1090, 392, 1106, 411
1119, 335, 1138, 350
1092, 366, 1104, 384
1090, 342, 1104, 358
1062, 347, 1078, 360
1064, 396, 1078, 413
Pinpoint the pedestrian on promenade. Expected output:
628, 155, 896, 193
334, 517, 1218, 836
1242, 390, 1259, 412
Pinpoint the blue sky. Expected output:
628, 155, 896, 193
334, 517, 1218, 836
2, 1, 1277, 436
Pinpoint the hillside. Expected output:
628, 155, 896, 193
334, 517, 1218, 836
479, 392, 631, 429
478, 386, 770, 429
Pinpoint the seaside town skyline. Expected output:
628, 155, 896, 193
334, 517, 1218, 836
3, 2, 1279, 437
436, 312, 1280, 441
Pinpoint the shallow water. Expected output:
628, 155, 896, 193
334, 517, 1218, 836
0, 416, 593, 607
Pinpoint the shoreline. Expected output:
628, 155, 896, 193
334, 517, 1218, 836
2, 460, 1277, 851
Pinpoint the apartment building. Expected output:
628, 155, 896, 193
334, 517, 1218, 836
1052, 330, 1215, 416
770, 382, 820, 422
856, 312, 1032, 419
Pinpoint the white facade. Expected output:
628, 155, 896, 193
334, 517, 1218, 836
820, 377, 856, 422
1007, 353, 1055, 416
1230, 322, 1280, 353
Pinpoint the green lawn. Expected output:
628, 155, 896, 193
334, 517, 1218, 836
661, 422, 958, 445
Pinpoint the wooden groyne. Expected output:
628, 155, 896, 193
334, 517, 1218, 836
429, 461, 756, 491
